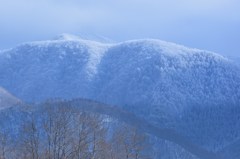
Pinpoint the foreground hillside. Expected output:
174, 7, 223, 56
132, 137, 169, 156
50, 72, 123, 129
0, 98, 223, 159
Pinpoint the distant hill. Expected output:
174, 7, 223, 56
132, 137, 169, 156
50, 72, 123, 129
0, 87, 20, 110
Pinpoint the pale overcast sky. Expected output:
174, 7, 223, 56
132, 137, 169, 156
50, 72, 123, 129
0, 0, 239, 56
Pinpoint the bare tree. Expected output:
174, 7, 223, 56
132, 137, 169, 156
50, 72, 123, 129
20, 113, 40, 159
0, 100, 153, 159
0, 131, 7, 159
41, 102, 73, 159
111, 124, 151, 159
70, 111, 109, 159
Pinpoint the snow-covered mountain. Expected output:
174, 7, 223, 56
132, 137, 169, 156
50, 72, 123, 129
0, 34, 240, 156
0, 35, 239, 112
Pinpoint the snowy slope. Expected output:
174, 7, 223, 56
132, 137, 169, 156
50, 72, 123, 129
0, 87, 20, 110
92, 40, 240, 116
0, 35, 240, 154
0, 36, 110, 101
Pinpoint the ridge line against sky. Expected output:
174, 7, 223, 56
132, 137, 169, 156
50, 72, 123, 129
0, 0, 239, 56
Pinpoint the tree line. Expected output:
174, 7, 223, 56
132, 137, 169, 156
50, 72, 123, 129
0, 100, 152, 159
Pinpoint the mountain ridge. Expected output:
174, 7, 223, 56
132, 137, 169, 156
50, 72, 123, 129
0, 36, 239, 112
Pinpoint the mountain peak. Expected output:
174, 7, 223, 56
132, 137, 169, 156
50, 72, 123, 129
53, 33, 82, 41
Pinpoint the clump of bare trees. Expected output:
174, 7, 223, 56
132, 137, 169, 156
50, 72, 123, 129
0, 131, 7, 159
0, 100, 152, 159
